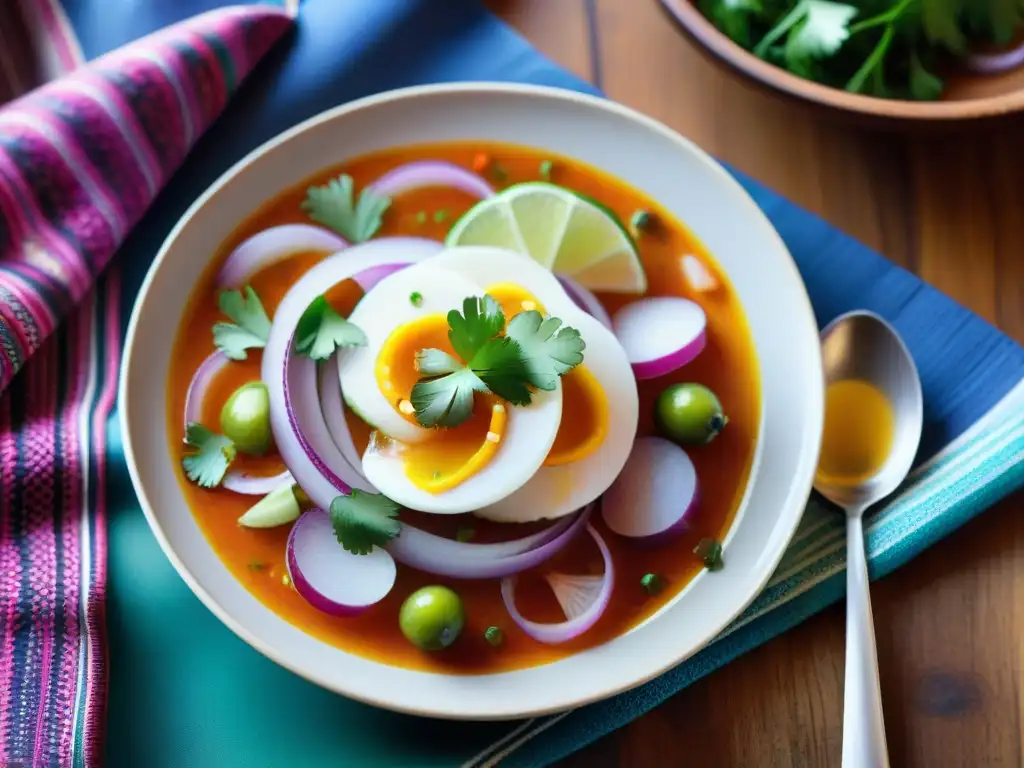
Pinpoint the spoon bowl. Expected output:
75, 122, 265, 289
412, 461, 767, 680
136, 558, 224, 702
817, 311, 924, 511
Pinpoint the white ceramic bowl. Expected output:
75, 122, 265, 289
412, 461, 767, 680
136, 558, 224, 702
120, 83, 823, 720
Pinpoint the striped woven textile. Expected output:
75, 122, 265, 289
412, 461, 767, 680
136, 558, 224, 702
0, 5, 293, 765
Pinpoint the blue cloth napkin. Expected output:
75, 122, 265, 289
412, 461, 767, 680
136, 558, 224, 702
62, 0, 1024, 765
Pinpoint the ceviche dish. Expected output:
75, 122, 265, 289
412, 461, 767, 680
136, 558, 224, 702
168, 142, 760, 673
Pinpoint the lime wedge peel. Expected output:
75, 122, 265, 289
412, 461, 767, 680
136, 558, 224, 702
445, 183, 647, 294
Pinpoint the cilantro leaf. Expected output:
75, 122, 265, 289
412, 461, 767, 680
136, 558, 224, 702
301, 174, 391, 243
328, 490, 401, 555
700, 0, 762, 47
908, 50, 944, 101
784, 1, 858, 76
182, 423, 236, 488
294, 296, 367, 360
415, 348, 464, 377
411, 368, 487, 428
470, 336, 532, 405
505, 310, 585, 391
447, 295, 505, 363
212, 286, 271, 361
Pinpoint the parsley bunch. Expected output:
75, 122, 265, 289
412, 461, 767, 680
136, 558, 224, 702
410, 295, 585, 428
700, 0, 1024, 99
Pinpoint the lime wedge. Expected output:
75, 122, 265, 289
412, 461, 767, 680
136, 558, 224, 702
446, 182, 646, 293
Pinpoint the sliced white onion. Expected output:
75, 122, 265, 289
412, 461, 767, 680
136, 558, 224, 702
387, 506, 589, 580
557, 274, 612, 329
183, 350, 229, 427
612, 297, 707, 380
262, 240, 438, 510
286, 508, 396, 615
217, 224, 347, 288
500, 522, 614, 644
368, 161, 494, 200
964, 42, 1024, 75
602, 436, 698, 542
318, 355, 366, 477
680, 254, 720, 293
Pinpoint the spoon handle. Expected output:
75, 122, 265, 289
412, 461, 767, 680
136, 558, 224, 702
842, 513, 890, 768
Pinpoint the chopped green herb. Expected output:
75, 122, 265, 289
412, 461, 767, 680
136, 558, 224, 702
212, 286, 271, 360
328, 489, 401, 555
694, 538, 725, 571
411, 295, 584, 428
505, 310, 585, 391
456, 525, 475, 543
415, 211, 428, 225
484, 626, 504, 647
539, 159, 553, 181
628, 209, 653, 238
294, 295, 367, 360
409, 291, 423, 307
640, 573, 665, 596
181, 423, 236, 488
282, 574, 291, 587
247, 561, 268, 572
489, 163, 508, 183
432, 470, 442, 480
433, 210, 449, 223
301, 174, 391, 243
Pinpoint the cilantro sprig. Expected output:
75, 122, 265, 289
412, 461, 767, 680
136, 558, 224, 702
294, 296, 367, 360
182, 423, 237, 488
213, 286, 271, 361
699, 0, 1024, 100
329, 490, 401, 555
410, 295, 584, 428
301, 174, 391, 243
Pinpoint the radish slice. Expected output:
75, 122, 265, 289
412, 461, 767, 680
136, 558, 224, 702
216, 224, 347, 288
557, 274, 612, 329
602, 436, 698, 542
286, 508, 396, 616
612, 297, 707, 380
680, 254, 720, 293
387, 505, 590, 579
500, 522, 614, 644
368, 161, 494, 200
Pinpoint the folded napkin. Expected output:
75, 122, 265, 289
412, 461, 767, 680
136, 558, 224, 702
4, 1, 1022, 767
0, 6, 292, 766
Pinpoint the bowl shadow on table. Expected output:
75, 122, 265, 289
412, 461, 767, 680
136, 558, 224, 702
656, 0, 1024, 133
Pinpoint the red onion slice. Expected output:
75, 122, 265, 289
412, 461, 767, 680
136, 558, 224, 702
216, 224, 347, 288
612, 297, 707, 380
183, 350, 230, 427
350, 237, 444, 292
558, 274, 613, 329
262, 240, 441, 510
386, 506, 589, 580
318, 355, 366, 476
602, 436, 698, 542
500, 521, 614, 644
964, 42, 1024, 75
184, 349, 293, 495
287, 508, 396, 616
367, 161, 495, 200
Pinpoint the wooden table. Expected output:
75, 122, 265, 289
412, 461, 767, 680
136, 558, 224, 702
486, 2, 1024, 766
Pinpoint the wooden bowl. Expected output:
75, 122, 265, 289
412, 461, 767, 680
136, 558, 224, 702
658, 0, 1024, 126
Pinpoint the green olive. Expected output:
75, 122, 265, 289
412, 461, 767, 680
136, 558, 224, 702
654, 383, 727, 445
220, 381, 272, 456
399, 585, 465, 651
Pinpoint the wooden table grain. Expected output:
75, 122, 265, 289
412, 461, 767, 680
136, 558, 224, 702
486, 2, 1024, 766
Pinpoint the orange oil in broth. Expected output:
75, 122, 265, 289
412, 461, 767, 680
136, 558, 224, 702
168, 141, 761, 673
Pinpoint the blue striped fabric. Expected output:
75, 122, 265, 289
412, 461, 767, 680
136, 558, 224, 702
60, 1, 1023, 766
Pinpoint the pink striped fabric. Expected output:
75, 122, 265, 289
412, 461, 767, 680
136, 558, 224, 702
0, 5, 293, 765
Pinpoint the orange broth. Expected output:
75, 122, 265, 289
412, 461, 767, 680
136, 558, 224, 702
168, 141, 761, 673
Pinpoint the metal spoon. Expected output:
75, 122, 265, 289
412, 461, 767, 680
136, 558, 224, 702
816, 310, 923, 768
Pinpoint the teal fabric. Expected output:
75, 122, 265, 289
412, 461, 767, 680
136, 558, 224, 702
68, 0, 1024, 766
